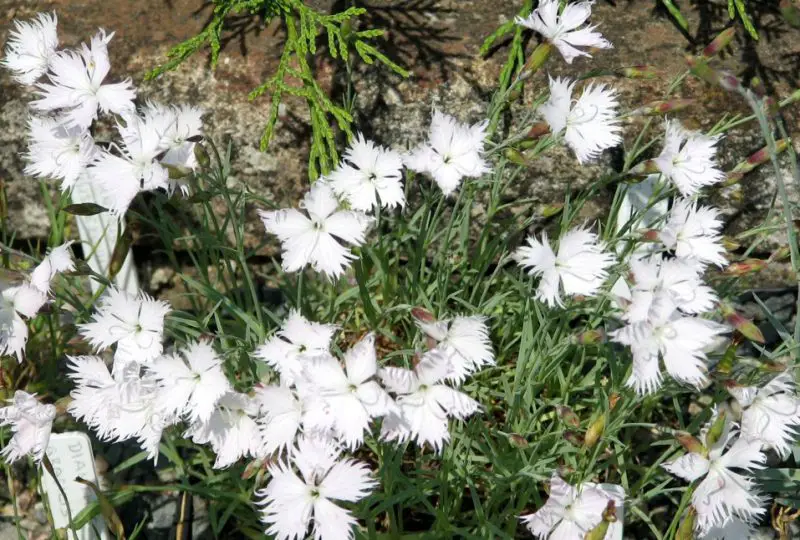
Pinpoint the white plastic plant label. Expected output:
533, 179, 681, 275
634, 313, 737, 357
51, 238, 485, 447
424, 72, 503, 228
41, 432, 111, 540
71, 180, 140, 295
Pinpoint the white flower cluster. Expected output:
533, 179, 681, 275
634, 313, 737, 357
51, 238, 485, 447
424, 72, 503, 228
4, 13, 204, 215
262, 112, 489, 279
252, 310, 493, 537
60, 300, 494, 539
511, 1, 799, 537
1, 243, 75, 362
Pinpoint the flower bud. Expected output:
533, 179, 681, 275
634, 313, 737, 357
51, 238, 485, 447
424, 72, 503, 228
725, 139, 790, 185
584, 415, 606, 448
616, 65, 659, 79
704, 410, 728, 449
556, 405, 581, 428
717, 71, 741, 92
609, 393, 621, 411
686, 55, 719, 85
770, 246, 791, 262
242, 458, 266, 480
627, 159, 660, 177
675, 431, 705, 454
676, 507, 696, 540
504, 148, 528, 166
630, 98, 694, 117
640, 229, 660, 242
702, 27, 735, 58
720, 302, 765, 343
574, 329, 605, 345
716, 341, 739, 374
540, 203, 564, 218
724, 259, 768, 276
526, 122, 551, 140
194, 143, 211, 168
520, 42, 553, 80
411, 307, 436, 324
508, 434, 529, 448
564, 431, 584, 446
165, 164, 192, 180
721, 236, 740, 251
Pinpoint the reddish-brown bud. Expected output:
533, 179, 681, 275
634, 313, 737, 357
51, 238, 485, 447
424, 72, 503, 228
675, 431, 705, 454
641, 229, 660, 242
564, 431, 584, 446
411, 307, 436, 324
556, 405, 581, 428
630, 98, 694, 117
702, 27, 736, 58
609, 393, 621, 411
508, 434, 529, 448
724, 259, 768, 276
526, 122, 551, 139
720, 303, 765, 343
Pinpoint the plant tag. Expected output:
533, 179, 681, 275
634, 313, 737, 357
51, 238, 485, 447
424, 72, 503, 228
41, 432, 111, 540
71, 180, 139, 295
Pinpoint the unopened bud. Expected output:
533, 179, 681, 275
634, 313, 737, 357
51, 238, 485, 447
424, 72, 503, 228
526, 122, 551, 140
584, 415, 606, 448
585, 518, 610, 540
686, 55, 719, 85
194, 143, 211, 168
165, 164, 192, 180
242, 458, 265, 480
504, 148, 528, 166
702, 27, 736, 58
717, 341, 739, 374
705, 410, 728, 449
676, 507, 697, 540
751, 77, 767, 98
726, 139, 790, 185
541, 203, 564, 218
675, 431, 705, 454
630, 98, 694, 116
616, 65, 659, 79
520, 42, 553, 80
770, 246, 791, 262
641, 229, 660, 242
564, 431, 584, 446
787, 87, 800, 106
508, 434, 529, 448
725, 259, 767, 276
609, 393, 621, 411
575, 329, 605, 345
721, 236, 741, 251
556, 405, 581, 428
411, 307, 436, 324
720, 302, 765, 343
718, 71, 741, 91
627, 159, 660, 177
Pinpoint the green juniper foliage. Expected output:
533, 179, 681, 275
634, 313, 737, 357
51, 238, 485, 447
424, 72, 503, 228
147, 0, 408, 180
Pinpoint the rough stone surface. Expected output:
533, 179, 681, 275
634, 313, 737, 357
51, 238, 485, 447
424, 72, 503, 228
1, 0, 799, 266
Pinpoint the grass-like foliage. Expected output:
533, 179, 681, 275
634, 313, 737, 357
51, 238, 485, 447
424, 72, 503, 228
147, 0, 408, 179
2, 2, 800, 540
